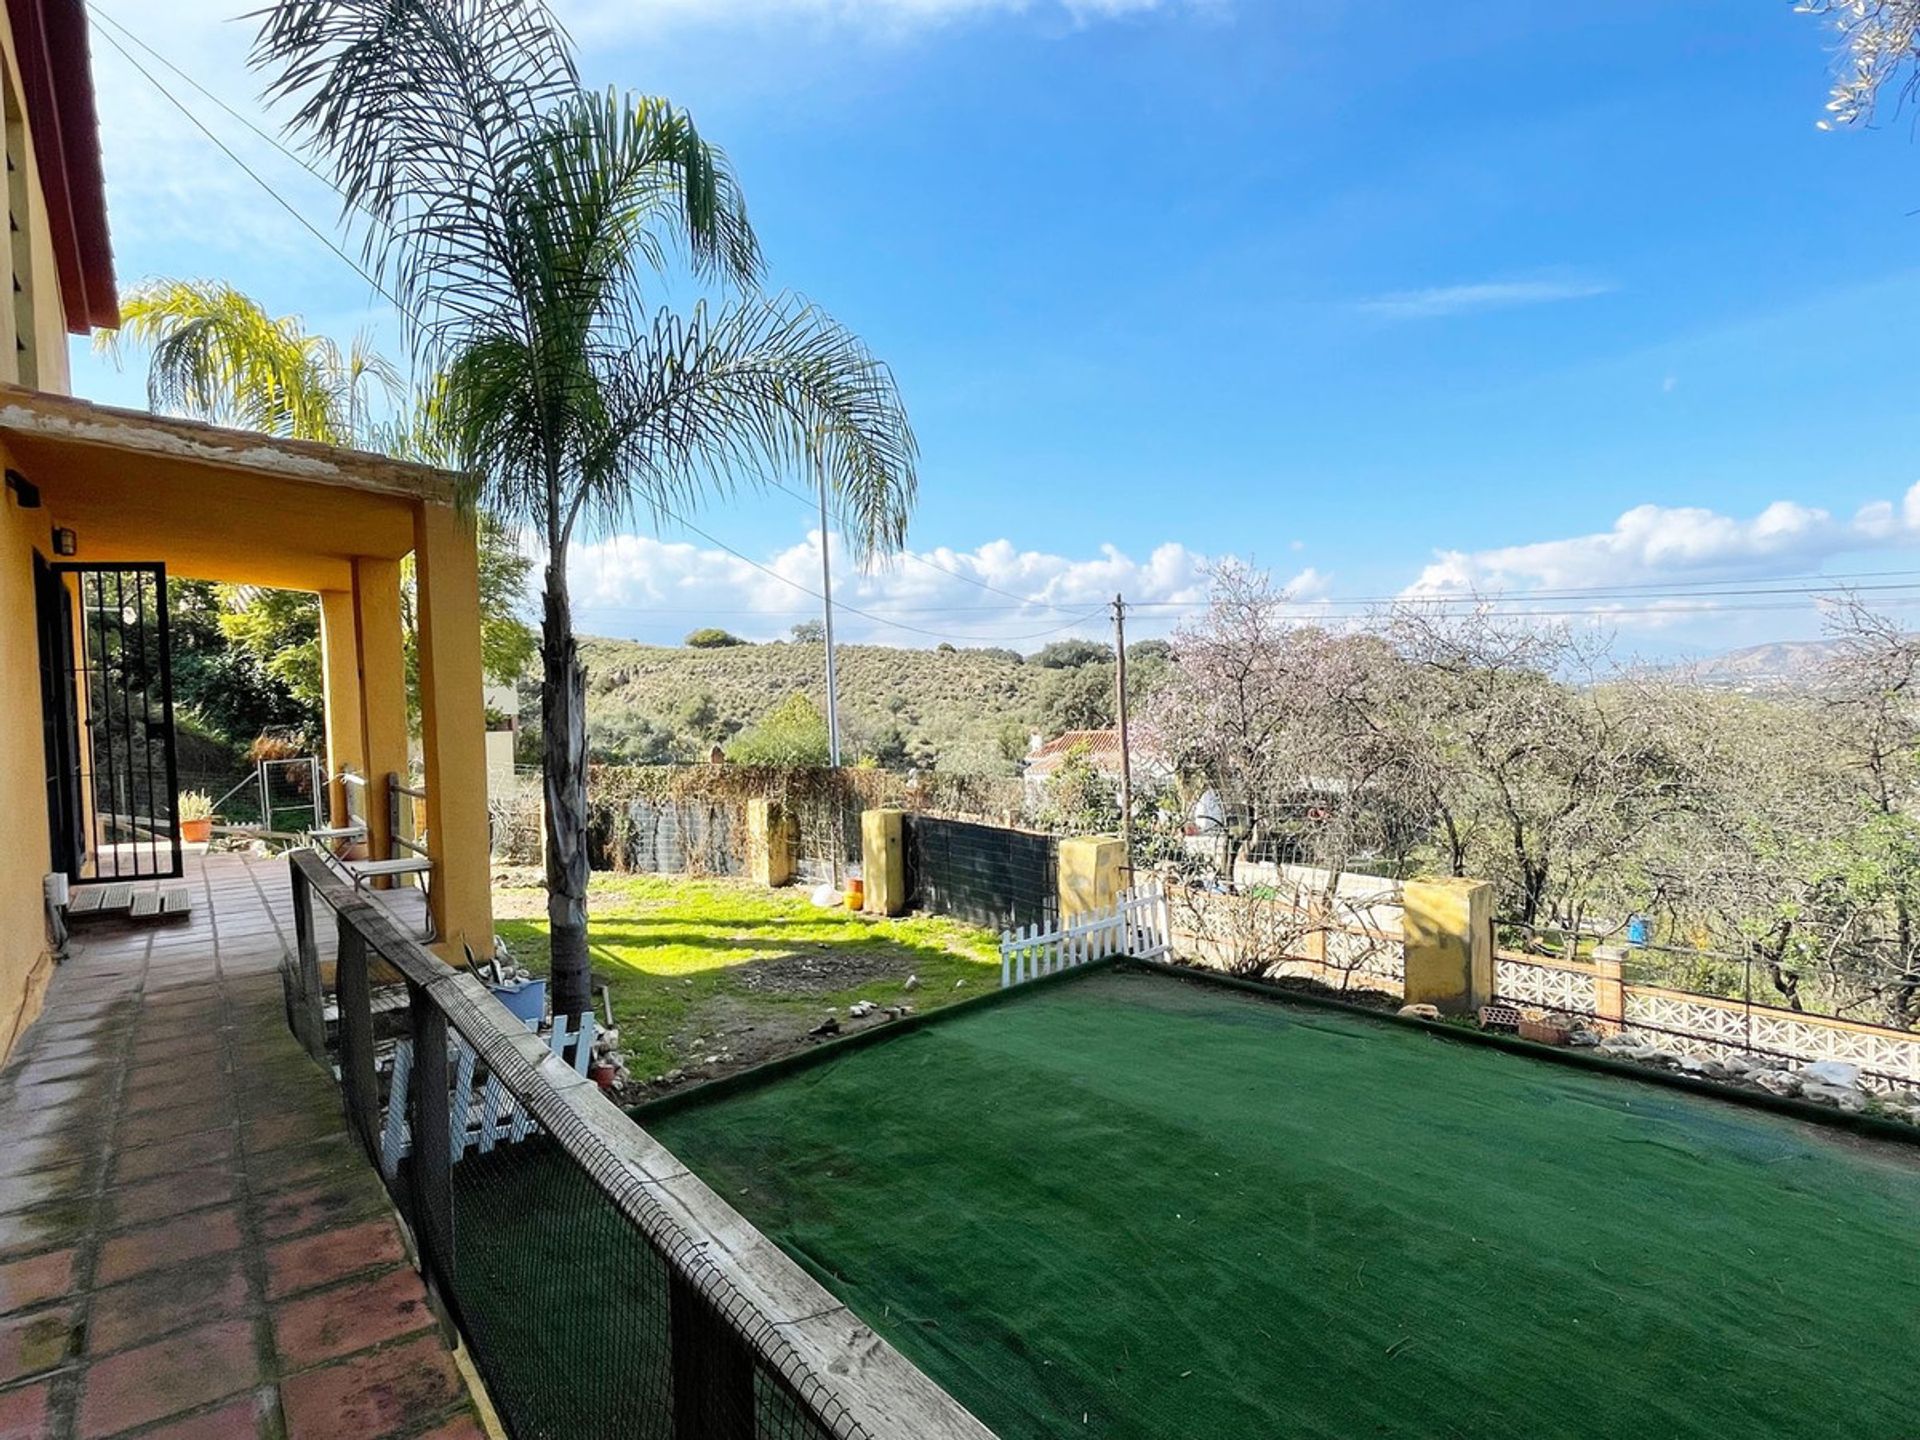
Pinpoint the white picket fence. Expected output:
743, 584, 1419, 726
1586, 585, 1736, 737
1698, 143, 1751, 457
1000, 883, 1169, 988
379, 1011, 596, 1178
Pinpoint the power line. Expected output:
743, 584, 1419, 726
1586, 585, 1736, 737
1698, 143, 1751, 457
88, 19, 411, 326
656, 505, 1108, 644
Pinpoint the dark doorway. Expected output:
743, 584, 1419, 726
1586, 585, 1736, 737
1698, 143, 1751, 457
40, 563, 183, 883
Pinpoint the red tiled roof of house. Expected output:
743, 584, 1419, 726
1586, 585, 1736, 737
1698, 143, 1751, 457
1027, 729, 1127, 769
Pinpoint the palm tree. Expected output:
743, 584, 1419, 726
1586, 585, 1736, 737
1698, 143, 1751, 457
100, 278, 401, 447
99, 279, 538, 729
251, 1, 918, 1018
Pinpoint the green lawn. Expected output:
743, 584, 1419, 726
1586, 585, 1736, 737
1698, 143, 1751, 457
644, 966, 1920, 1440
495, 874, 1001, 1081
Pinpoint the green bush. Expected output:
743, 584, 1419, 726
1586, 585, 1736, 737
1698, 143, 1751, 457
685, 627, 748, 649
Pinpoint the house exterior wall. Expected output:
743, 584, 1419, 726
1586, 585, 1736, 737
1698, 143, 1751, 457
0, 432, 53, 1059
0, 5, 68, 1060
0, 7, 72, 393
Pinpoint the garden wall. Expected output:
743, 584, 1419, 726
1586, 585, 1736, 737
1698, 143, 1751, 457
904, 814, 1058, 931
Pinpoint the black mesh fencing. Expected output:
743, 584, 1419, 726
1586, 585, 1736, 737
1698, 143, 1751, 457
904, 815, 1057, 931
283, 852, 984, 1440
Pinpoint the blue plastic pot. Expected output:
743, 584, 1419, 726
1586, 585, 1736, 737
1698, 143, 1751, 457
488, 977, 547, 1027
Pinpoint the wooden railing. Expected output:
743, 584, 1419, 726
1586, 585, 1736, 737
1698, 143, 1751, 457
283, 850, 991, 1440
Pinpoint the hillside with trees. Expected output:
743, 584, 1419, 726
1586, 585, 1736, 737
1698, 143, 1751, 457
565, 632, 1172, 773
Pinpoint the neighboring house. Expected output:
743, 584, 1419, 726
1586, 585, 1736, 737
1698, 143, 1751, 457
1021, 727, 1175, 803
0, 2, 494, 1060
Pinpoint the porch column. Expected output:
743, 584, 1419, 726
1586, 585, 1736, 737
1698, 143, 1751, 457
412, 502, 494, 962
317, 589, 365, 829
351, 557, 409, 861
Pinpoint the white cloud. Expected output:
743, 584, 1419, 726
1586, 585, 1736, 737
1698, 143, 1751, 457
565, 532, 1270, 647
1403, 484, 1920, 602
1356, 278, 1615, 321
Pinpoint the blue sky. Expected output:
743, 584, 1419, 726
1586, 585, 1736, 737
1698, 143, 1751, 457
69, 0, 1920, 654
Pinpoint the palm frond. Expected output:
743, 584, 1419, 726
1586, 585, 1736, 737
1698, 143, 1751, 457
586, 294, 917, 560
98, 278, 353, 445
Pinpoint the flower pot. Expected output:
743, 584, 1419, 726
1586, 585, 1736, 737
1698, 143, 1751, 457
179, 818, 213, 845
844, 878, 865, 911
588, 1061, 619, 1091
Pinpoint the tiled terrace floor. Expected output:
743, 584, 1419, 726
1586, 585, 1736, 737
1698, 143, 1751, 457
0, 855, 484, 1439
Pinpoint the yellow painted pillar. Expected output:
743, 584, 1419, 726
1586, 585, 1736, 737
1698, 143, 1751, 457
746, 798, 797, 888
1058, 834, 1125, 921
861, 809, 907, 915
412, 503, 494, 963
1593, 947, 1625, 1030
1401, 877, 1495, 1016
317, 589, 365, 829
351, 556, 409, 862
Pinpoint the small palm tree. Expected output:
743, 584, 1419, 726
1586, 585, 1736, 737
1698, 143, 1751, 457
100, 278, 401, 448
99, 280, 539, 727
253, 0, 918, 1017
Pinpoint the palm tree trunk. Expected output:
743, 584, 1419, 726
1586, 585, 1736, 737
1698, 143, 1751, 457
541, 555, 593, 1018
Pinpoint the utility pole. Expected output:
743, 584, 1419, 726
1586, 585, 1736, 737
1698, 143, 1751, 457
1112, 592, 1133, 873
816, 441, 841, 768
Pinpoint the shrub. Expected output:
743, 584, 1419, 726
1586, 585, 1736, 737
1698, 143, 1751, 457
1031, 638, 1112, 669
685, 627, 748, 649
726, 694, 832, 767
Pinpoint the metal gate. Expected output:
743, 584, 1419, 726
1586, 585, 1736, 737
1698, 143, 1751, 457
58, 564, 183, 883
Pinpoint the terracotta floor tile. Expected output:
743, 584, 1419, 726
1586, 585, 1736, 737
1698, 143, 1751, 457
0, 1377, 52, 1439
0, 1204, 91, 1265
0, 1305, 78, 1385
256, 1181, 384, 1243
76, 1319, 259, 1439
106, 1167, 236, 1230
266, 1223, 405, 1300
272, 1266, 434, 1368
87, 1254, 249, 1356
133, 1398, 264, 1440
0, 1165, 87, 1220
0, 1251, 75, 1316
112, 1127, 234, 1185
94, 1208, 242, 1286
279, 1333, 463, 1440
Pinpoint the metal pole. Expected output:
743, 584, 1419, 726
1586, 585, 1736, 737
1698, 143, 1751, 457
1113, 593, 1133, 873
817, 445, 841, 769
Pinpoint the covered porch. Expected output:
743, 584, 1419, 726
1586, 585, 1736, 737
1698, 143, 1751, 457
0, 852, 488, 1438
0, 386, 495, 965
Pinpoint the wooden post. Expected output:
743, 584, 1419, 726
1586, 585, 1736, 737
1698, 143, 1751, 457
335, 914, 380, 1163
407, 985, 454, 1291
670, 1271, 756, 1439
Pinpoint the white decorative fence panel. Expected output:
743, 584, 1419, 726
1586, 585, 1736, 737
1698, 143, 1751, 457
1623, 988, 1920, 1094
1001, 883, 1168, 988
380, 1012, 594, 1177
1494, 957, 1600, 1015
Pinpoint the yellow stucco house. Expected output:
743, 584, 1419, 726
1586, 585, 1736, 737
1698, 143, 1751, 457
0, 0, 494, 1061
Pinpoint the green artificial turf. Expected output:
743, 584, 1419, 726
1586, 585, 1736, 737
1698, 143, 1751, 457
645, 967, 1920, 1440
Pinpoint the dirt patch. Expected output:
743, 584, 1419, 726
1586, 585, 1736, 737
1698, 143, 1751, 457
726, 944, 917, 997
639, 989, 918, 1092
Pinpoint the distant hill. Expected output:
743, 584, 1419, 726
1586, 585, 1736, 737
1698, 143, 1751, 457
576, 635, 1051, 773
1662, 639, 1841, 694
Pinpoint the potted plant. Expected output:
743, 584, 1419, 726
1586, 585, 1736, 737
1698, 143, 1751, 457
178, 791, 215, 846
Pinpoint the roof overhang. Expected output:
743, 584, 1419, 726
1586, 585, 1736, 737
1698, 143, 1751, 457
9, 0, 117, 331
0, 387, 468, 591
